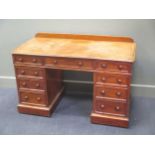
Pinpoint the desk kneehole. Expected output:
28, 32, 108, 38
12, 33, 135, 128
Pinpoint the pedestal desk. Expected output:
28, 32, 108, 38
12, 33, 136, 127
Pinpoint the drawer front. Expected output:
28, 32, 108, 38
94, 73, 130, 86
20, 91, 47, 105
16, 67, 44, 78
18, 78, 45, 90
45, 57, 94, 70
94, 99, 127, 115
14, 55, 42, 66
96, 61, 131, 73
95, 85, 128, 100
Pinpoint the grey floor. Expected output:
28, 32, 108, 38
0, 88, 155, 135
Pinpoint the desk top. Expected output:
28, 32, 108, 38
13, 33, 136, 62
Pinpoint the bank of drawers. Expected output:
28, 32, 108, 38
94, 66, 131, 116
15, 65, 47, 106
13, 54, 131, 112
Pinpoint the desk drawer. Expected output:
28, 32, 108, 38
96, 60, 131, 73
94, 99, 127, 115
20, 91, 47, 105
14, 55, 42, 66
94, 72, 130, 86
16, 67, 44, 78
95, 85, 128, 100
18, 78, 45, 90
45, 57, 94, 70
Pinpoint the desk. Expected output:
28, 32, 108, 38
12, 33, 136, 127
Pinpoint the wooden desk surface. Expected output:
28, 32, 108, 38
13, 33, 135, 127
13, 33, 136, 62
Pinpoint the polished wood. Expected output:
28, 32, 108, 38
18, 78, 46, 90
94, 98, 127, 116
45, 57, 95, 72
16, 66, 44, 78
35, 32, 134, 42
14, 55, 43, 66
94, 72, 131, 87
90, 112, 129, 127
95, 60, 132, 73
12, 33, 136, 127
95, 85, 128, 100
13, 33, 136, 62
19, 90, 47, 106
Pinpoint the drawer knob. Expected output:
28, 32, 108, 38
115, 106, 120, 111
78, 61, 83, 66
101, 63, 107, 68
118, 65, 123, 70
53, 60, 57, 64
116, 91, 122, 97
21, 70, 25, 75
101, 77, 106, 82
100, 104, 105, 109
22, 82, 26, 86
101, 90, 105, 95
37, 97, 41, 101
117, 79, 122, 84
18, 57, 23, 62
35, 83, 40, 88
34, 71, 39, 76
24, 96, 28, 100
32, 58, 37, 63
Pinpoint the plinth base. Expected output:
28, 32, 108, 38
90, 112, 129, 128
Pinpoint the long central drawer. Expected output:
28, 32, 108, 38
44, 57, 94, 70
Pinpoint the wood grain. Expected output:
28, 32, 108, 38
35, 32, 134, 42
12, 33, 135, 128
13, 33, 136, 62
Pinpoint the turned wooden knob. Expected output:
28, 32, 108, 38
21, 70, 25, 75
24, 96, 28, 100
78, 61, 83, 66
37, 97, 41, 101
101, 63, 107, 68
101, 77, 106, 82
118, 65, 123, 70
100, 104, 105, 109
32, 58, 37, 63
34, 71, 39, 76
18, 57, 23, 62
116, 91, 122, 97
117, 79, 122, 84
101, 90, 105, 95
115, 106, 120, 111
53, 60, 57, 64
35, 83, 40, 88
22, 82, 26, 86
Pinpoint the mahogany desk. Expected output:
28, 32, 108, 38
12, 33, 136, 127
